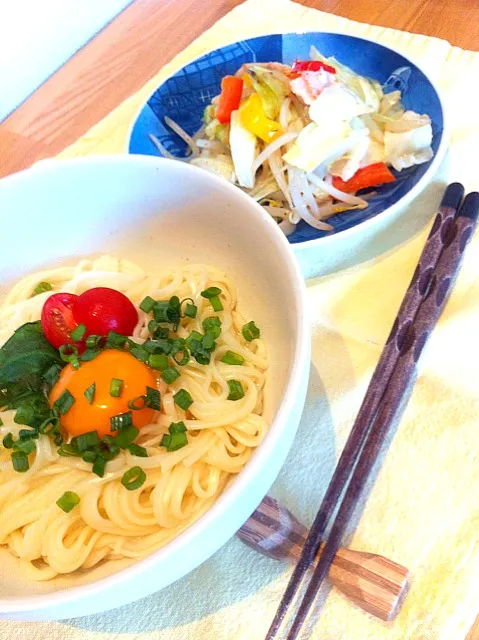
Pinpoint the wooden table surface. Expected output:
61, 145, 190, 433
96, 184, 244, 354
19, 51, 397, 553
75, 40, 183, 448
1, 0, 479, 179
1, 0, 479, 635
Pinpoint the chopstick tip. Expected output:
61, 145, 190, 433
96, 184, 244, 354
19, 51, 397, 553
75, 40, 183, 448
458, 191, 479, 220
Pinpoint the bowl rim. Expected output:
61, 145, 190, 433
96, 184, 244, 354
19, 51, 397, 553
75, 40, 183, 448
0, 154, 310, 613
125, 30, 449, 249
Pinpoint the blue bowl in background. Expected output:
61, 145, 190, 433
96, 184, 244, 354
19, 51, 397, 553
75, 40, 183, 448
127, 32, 447, 253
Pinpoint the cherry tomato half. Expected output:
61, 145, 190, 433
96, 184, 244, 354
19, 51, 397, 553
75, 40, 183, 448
41, 293, 79, 350
72, 287, 138, 337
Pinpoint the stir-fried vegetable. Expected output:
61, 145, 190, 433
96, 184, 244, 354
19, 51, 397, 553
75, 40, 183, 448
292, 60, 337, 75
216, 76, 244, 124
155, 47, 434, 236
332, 162, 395, 193
239, 94, 284, 143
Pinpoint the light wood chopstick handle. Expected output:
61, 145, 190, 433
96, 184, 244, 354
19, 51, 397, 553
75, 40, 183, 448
237, 495, 409, 622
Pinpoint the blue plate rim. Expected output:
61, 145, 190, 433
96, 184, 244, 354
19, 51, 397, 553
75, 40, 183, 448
125, 31, 449, 249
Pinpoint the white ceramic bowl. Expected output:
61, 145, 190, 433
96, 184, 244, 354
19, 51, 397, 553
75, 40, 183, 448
0, 156, 310, 621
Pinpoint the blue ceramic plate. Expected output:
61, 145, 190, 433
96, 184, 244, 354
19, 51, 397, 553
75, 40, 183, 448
127, 33, 446, 246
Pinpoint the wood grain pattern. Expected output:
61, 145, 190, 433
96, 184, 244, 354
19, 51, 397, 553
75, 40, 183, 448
295, 0, 479, 48
0, 0, 243, 177
1, 0, 479, 635
238, 496, 409, 622
1, 0, 479, 178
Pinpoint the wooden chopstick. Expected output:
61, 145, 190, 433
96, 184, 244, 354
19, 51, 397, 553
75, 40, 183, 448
265, 183, 473, 639
284, 191, 479, 639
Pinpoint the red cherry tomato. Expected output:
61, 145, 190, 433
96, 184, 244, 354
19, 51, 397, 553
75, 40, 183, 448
72, 287, 138, 337
41, 293, 80, 350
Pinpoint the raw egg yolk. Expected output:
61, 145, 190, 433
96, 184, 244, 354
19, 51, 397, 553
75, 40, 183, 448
50, 349, 157, 438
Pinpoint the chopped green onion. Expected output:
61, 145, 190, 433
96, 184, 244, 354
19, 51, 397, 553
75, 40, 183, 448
0, 417, 3, 427
189, 339, 211, 365
139, 296, 156, 313
59, 344, 80, 369
2, 433, 14, 449
147, 319, 157, 334
106, 331, 128, 349
57, 443, 80, 457
209, 296, 223, 312
202, 334, 216, 351
11, 451, 29, 472
201, 287, 222, 299
185, 330, 203, 346
153, 301, 170, 323
128, 443, 148, 457
73, 430, 100, 452
92, 455, 107, 477
168, 337, 185, 353
161, 430, 188, 452
56, 491, 80, 513
121, 466, 146, 491
161, 367, 181, 384
227, 380, 245, 400
13, 404, 35, 425
144, 339, 172, 354
85, 335, 103, 349
184, 303, 197, 318
81, 450, 97, 463
169, 421, 187, 434
98, 435, 120, 461
145, 386, 161, 411
221, 351, 245, 365
43, 363, 63, 387
53, 432, 64, 446
80, 348, 101, 362
53, 389, 75, 416
160, 422, 188, 451
173, 347, 190, 366
18, 429, 39, 440
174, 389, 193, 411
167, 296, 181, 328
13, 439, 36, 455
70, 324, 87, 341
127, 395, 146, 411
84, 382, 96, 404
115, 426, 139, 450
110, 411, 133, 432
33, 281, 53, 296
242, 321, 260, 342
110, 378, 123, 398
154, 326, 170, 339
39, 414, 60, 435
128, 341, 149, 364
148, 353, 169, 370
202, 317, 221, 339
160, 434, 171, 449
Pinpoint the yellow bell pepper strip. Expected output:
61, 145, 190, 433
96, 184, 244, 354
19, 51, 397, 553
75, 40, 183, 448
215, 76, 244, 124
239, 94, 284, 143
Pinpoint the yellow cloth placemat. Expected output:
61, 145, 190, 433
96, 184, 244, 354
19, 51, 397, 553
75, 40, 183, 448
4, 0, 479, 638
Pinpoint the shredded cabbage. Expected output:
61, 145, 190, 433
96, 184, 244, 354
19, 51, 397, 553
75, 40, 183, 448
154, 47, 435, 236
247, 66, 289, 120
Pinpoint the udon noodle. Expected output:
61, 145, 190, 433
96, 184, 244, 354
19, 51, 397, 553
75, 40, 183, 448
0, 256, 268, 580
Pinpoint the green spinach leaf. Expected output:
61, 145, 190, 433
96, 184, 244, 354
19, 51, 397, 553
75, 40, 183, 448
0, 322, 62, 385
0, 322, 64, 427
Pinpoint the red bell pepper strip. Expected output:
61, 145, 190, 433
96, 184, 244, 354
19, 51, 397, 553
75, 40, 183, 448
215, 76, 244, 124
291, 60, 337, 75
332, 163, 396, 193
